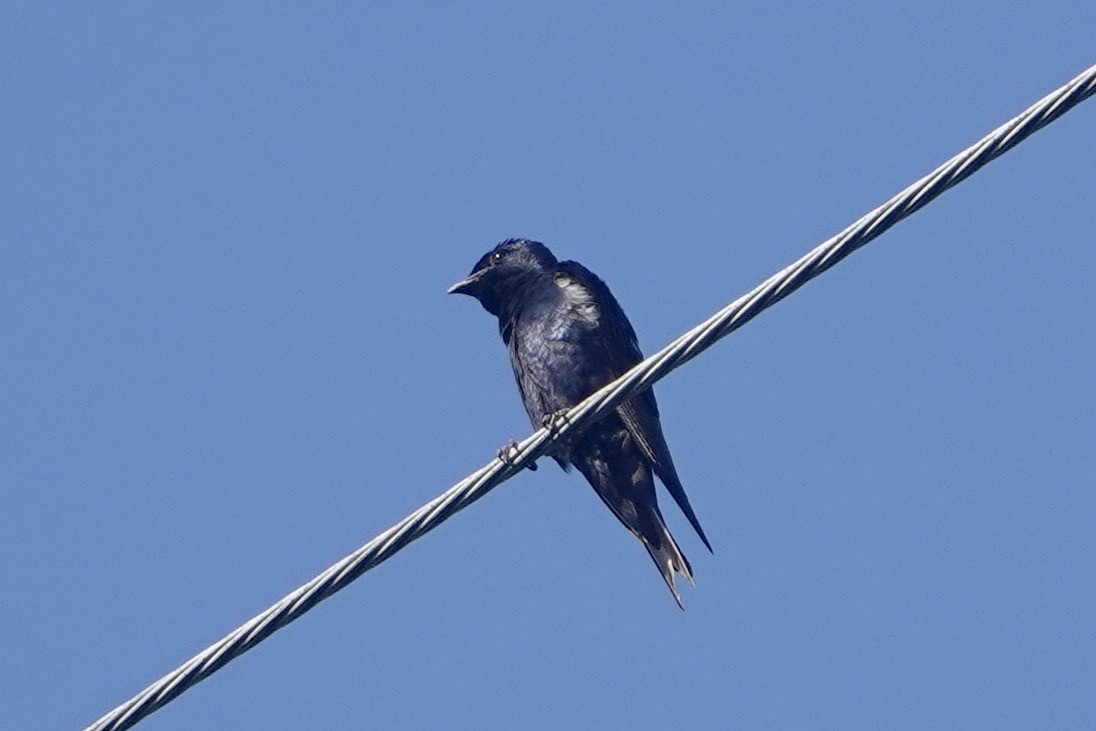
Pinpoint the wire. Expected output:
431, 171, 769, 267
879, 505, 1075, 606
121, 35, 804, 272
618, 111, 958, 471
86, 62, 1096, 731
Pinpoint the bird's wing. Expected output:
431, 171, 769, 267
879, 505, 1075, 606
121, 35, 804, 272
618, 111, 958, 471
616, 396, 713, 552
556, 261, 712, 552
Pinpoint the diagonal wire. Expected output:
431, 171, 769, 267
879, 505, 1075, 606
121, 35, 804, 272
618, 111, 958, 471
86, 62, 1096, 731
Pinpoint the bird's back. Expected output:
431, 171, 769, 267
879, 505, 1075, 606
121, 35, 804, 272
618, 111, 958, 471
505, 261, 713, 554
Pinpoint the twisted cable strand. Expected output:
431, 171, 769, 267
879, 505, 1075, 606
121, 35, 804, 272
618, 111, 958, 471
87, 62, 1096, 731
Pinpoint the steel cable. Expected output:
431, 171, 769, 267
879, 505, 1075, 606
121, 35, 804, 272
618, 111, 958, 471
86, 62, 1096, 731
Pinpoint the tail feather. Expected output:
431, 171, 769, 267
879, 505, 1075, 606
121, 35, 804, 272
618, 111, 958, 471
641, 520, 694, 610
573, 425, 701, 609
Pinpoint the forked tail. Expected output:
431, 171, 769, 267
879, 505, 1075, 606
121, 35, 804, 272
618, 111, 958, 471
641, 519, 695, 610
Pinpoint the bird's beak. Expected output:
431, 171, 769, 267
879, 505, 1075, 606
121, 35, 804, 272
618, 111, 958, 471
447, 270, 483, 296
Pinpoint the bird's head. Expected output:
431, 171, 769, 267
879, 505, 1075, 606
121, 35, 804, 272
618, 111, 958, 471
448, 238, 558, 316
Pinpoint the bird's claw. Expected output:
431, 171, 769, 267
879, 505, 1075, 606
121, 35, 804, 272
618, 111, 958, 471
541, 410, 571, 436
497, 440, 537, 471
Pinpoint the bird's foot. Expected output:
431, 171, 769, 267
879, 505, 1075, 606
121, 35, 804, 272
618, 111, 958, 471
497, 440, 537, 471
541, 410, 571, 437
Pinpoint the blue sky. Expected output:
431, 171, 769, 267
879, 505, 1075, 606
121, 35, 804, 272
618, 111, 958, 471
2, 4, 1095, 729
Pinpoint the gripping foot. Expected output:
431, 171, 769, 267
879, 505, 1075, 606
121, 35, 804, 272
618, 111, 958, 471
498, 440, 537, 471
541, 410, 571, 436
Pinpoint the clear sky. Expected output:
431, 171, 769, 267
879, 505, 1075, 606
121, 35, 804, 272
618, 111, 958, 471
2, 4, 1095, 730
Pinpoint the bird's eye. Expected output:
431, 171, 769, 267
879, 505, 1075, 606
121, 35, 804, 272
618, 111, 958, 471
492, 251, 504, 263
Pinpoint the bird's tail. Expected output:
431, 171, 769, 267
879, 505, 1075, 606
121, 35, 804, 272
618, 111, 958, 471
640, 515, 695, 611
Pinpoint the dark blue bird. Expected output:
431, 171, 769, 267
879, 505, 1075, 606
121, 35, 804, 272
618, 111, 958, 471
449, 238, 712, 607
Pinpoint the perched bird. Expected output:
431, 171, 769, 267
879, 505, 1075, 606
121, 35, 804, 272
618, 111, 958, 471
449, 238, 712, 607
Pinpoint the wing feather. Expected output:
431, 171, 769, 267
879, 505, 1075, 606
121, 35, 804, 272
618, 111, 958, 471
555, 261, 712, 552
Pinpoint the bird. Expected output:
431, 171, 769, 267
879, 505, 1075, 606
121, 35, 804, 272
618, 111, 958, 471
448, 238, 712, 608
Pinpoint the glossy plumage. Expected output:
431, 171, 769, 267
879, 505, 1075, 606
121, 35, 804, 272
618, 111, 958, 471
449, 239, 711, 607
